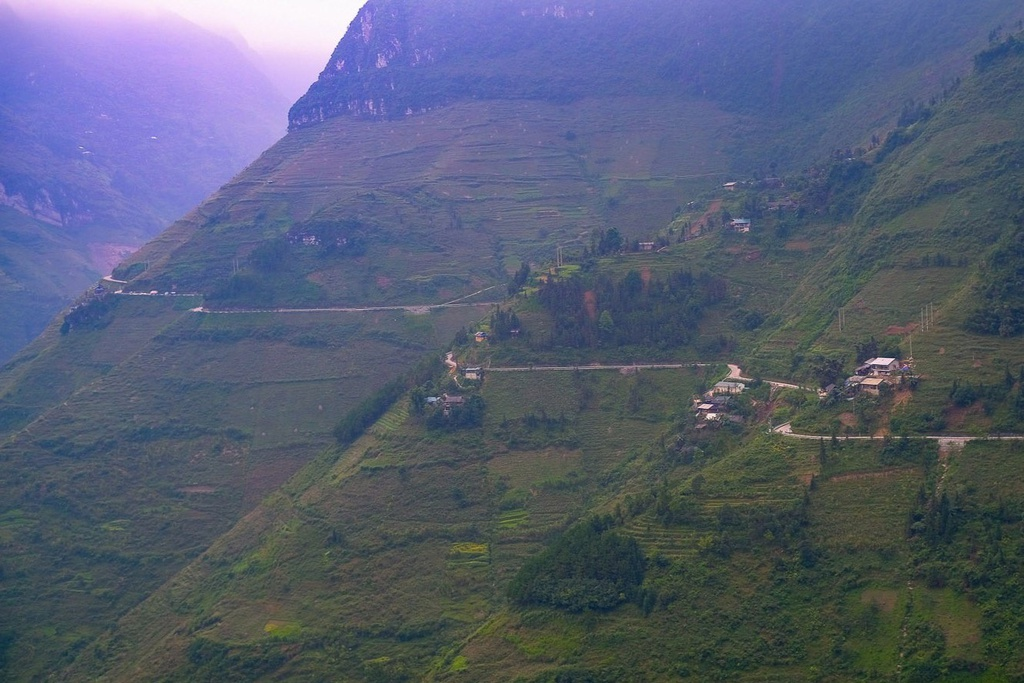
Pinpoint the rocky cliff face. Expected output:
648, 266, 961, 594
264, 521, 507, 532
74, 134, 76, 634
287, 0, 601, 127
289, 0, 1024, 134
325, 0, 438, 76
0, 181, 63, 227
288, 0, 439, 125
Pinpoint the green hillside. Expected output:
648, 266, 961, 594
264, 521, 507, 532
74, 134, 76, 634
292, 0, 1023, 169
3, 3, 1024, 681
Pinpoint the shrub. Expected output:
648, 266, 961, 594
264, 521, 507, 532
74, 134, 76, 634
508, 516, 645, 612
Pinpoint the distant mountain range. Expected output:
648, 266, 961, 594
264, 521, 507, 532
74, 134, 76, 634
0, 3, 288, 363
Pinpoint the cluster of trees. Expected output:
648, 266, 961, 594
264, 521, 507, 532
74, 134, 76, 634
807, 354, 846, 389
334, 356, 442, 446
964, 304, 1024, 337
489, 307, 522, 341
247, 222, 369, 275
974, 31, 1024, 72
854, 336, 901, 364
507, 262, 530, 295
590, 227, 624, 256
536, 269, 727, 349
947, 371, 1024, 427
902, 443, 1024, 673
879, 435, 936, 468
963, 225, 1024, 337
494, 409, 579, 451
700, 500, 811, 559
907, 488, 957, 548
424, 395, 485, 431
60, 296, 115, 334
801, 158, 877, 219
208, 220, 373, 306
508, 515, 645, 612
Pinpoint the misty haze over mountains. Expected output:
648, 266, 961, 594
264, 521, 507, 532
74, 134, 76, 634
0, 2, 289, 362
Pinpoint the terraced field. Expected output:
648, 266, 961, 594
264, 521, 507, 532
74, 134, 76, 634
118, 97, 734, 307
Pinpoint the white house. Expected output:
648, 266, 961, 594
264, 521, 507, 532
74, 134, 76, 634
865, 357, 899, 375
713, 381, 746, 395
730, 218, 752, 233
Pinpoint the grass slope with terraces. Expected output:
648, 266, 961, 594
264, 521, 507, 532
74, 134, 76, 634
62, 361, 1024, 681
55, 42, 1024, 681
6, 10, 1024, 683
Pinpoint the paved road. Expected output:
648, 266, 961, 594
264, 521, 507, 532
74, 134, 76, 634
486, 363, 692, 372
107, 281, 502, 313
772, 422, 1024, 443
484, 362, 812, 384
190, 302, 494, 314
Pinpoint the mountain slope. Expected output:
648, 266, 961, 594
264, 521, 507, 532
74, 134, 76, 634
0, 5, 288, 362
2, 2, 1024, 681
291, 0, 1022, 168
62, 39, 1024, 680
751, 29, 1024, 385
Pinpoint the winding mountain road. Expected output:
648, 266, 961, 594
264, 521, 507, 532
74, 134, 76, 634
93, 284, 1024, 444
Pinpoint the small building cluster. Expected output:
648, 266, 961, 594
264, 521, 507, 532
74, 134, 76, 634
729, 218, 751, 233
825, 357, 917, 400
286, 232, 350, 248
425, 393, 465, 417
693, 380, 747, 425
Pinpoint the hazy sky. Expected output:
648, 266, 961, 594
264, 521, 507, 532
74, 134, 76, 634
9, 0, 368, 99
12, 0, 366, 55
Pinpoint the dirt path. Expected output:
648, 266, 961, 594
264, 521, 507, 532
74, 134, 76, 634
727, 364, 810, 391
935, 438, 964, 494
688, 199, 722, 239
441, 285, 502, 306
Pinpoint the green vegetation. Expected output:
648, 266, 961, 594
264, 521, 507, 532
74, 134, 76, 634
536, 268, 727, 350
963, 224, 1024, 336
508, 516, 646, 612
6, 5, 1024, 682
